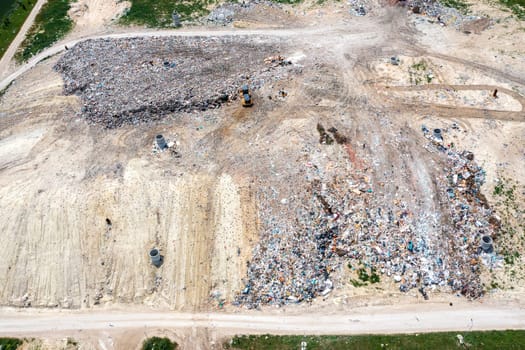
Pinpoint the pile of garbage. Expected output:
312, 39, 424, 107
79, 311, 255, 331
55, 36, 290, 128
235, 124, 497, 308
404, 0, 491, 30
207, 6, 235, 25
201, 0, 286, 26
423, 127, 498, 297
348, 0, 368, 16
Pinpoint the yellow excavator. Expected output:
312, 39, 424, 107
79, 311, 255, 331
239, 85, 253, 107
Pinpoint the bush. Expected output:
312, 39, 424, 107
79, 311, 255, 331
0, 338, 22, 350
142, 337, 177, 350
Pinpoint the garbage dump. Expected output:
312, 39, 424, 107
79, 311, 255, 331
54, 36, 292, 128
234, 123, 498, 308
402, 0, 492, 30
205, 0, 287, 26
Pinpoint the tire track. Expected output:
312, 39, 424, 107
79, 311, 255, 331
376, 84, 525, 121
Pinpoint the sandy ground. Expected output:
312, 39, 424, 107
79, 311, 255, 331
68, 0, 130, 35
0, 62, 258, 310
0, 0, 524, 349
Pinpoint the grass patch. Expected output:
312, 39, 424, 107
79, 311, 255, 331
408, 59, 433, 85
272, 0, 304, 4
120, 0, 306, 26
349, 278, 367, 287
66, 337, 78, 346
15, 0, 73, 62
357, 266, 380, 283
493, 180, 516, 200
142, 337, 178, 350
411, 60, 427, 71
120, 0, 215, 27
225, 330, 525, 349
439, 0, 470, 14
348, 263, 381, 287
0, 0, 38, 60
0, 337, 22, 350
499, 0, 525, 19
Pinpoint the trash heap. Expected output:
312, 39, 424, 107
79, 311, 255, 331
423, 128, 497, 298
404, 0, 490, 30
54, 36, 290, 128
348, 0, 368, 16
404, 0, 457, 16
235, 126, 497, 308
207, 6, 235, 25
205, 0, 284, 25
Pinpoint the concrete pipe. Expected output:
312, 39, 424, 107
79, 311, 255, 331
156, 134, 167, 149
433, 128, 443, 140
149, 248, 162, 266
172, 12, 181, 27
480, 235, 493, 253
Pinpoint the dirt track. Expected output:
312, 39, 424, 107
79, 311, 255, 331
1, 302, 524, 338
377, 84, 525, 121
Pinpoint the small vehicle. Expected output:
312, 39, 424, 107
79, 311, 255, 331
239, 85, 253, 107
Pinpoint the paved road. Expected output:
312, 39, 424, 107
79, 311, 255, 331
1, 303, 524, 336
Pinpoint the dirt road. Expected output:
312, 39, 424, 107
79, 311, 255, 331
1, 303, 524, 336
0, 23, 381, 91
0, 0, 47, 79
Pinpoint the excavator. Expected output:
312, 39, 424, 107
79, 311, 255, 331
239, 84, 253, 107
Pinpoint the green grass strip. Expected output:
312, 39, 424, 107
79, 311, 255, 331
0, 0, 38, 60
15, 0, 72, 62
120, 0, 216, 27
0, 337, 22, 350
226, 330, 525, 349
